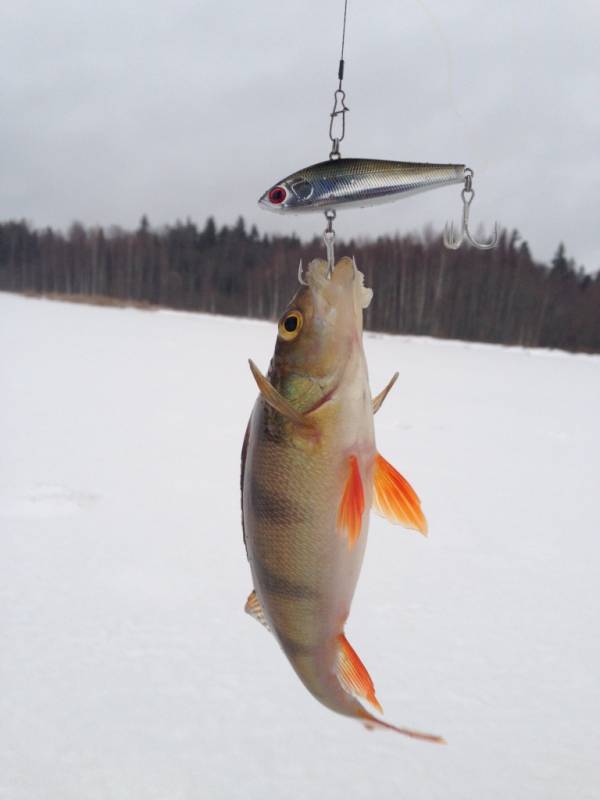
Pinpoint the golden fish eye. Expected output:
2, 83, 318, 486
278, 310, 303, 340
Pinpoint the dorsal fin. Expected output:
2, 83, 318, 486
244, 590, 271, 631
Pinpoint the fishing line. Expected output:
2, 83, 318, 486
339, 0, 349, 85
329, 0, 463, 158
324, 0, 350, 272
258, 0, 497, 257
328, 0, 350, 160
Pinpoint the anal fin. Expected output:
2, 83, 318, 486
245, 590, 271, 631
337, 633, 383, 714
336, 455, 365, 548
373, 453, 428, 535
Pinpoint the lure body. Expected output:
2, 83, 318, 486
241, 258, 442, 742
259, 158, 465, 214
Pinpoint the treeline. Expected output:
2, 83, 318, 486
0, 216, 598, 353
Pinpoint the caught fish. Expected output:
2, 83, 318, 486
241, 257, 443, 743
258, 158, 464, 213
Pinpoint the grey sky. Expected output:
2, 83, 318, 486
2, 0, 599, 269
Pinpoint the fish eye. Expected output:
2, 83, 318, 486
268, 186, 287, 205
278, 310, 303, 340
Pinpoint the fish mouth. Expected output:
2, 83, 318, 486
257, 192, 273, 210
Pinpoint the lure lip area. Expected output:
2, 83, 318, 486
258, 157, 466, 215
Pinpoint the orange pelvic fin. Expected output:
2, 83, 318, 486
373, 453, 428, 536
336, 455, 365, 547
244, 590, 271, 632
358, 708, 446, 744
337, 633, 383, 715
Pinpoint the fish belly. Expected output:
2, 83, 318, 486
243, 380, 374, 712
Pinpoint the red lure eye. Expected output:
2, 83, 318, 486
268, 186, 287, 204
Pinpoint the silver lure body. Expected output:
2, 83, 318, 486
259, 158, 465, 214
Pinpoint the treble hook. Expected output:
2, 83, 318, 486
323, 210, 337, 277
443, 168, 498, 251
298, 259, 308, 286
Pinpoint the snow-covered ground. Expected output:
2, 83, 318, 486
1, 291, 599, 800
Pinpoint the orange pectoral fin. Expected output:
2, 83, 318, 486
373, 453, 428, 535
336, 455, 365, 548
337, 634, 383, 715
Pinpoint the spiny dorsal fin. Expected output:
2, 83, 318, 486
372, 372, 399, 414
244, 590, 271, 631
336, 455, 365, 548
248, 359, 313, 428
372, 453, 428, 535
336, 633, 383, 714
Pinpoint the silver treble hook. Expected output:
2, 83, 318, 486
443, 168, 498, 250
323, 210, 336, 277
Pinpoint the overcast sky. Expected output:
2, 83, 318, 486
2, 0, 599, 268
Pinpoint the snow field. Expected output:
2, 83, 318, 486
1, 292, 599, 799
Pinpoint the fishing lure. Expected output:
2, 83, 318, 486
259, 158, 466, 213
257, 0, 497, 267
259, 160, 497, 262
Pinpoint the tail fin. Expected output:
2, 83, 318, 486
336, 633, 445, 743
357, 708, 446, 744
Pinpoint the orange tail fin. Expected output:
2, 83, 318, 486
337, 633, 383, 714
373, 453, 428, 535
336, 455, 365, 548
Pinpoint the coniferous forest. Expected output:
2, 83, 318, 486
0, 216, 598, 353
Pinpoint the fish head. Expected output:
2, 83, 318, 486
269, 258, 373, 411
258, 170, 315, 213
